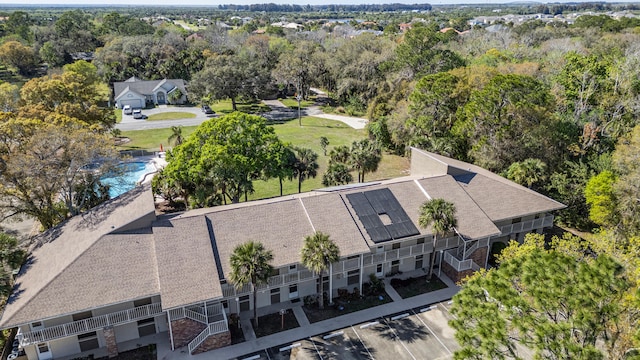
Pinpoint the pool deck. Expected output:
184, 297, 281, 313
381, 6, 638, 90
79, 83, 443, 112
135, 154, 167, 185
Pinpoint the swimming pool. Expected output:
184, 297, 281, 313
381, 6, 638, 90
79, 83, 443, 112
101, 161, 157, 198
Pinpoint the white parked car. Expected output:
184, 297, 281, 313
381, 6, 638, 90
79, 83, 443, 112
122, 105, 132, 115
132, 109, 143, 119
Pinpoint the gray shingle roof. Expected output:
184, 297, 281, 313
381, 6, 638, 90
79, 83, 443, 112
113, 79, 187, 100
207, 198, 316, 277
0, 186, 157, 328
418, 176, 501, 240
153, 216, 222, 310
0, 149, 565, 328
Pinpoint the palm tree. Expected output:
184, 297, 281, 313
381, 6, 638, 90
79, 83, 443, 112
301, 232, 340, 310
322, 161, 353, 186
350, 139, 382, 183
506, 158, 547, 189
418, 198, 457, 278
168, 126, 184, 147
293, 147, 319, 193
229, 241, 274, 326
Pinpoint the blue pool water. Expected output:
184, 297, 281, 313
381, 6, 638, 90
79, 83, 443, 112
101, 161, 156, 198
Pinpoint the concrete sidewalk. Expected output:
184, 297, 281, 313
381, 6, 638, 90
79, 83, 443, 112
159, 273, 459, 360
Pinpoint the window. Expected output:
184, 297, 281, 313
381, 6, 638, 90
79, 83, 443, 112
376, 264, 383, 275
37, 343, 49, 354
376, 246, 384, 253
221, 300, 229, 309
512, 217, 522, 224
347, 269, 359, 286
417, 238, 425, 245
289, 284, 298, 298
31, 321, 44, 330
289, 264, 297, 273
137, 318, 156, 337
134, 298, 152, 307
72, 311, 92, 322
316, 276, 329, 292
392, 243, 400, 250
391, 260, 400, 273
78, 332, 99, 352
415, 255, 424, 270
271, 288, 281, 304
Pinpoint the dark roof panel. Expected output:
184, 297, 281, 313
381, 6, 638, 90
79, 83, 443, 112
347, 188, 419, 243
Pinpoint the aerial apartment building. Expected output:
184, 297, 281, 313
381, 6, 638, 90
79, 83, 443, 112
0, 148, 564, 360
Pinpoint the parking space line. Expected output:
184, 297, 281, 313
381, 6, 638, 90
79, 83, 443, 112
351, 325, 374, 359
310, 337, 324, 360
360, 321, 380, 329
382, 318, 416, 360
439, 301, 458, 319
411, 309, 452, 355
242, 355, 260, 360
323, 331, 344, 340
279, 343, 301, 352
265, 349, 271, 360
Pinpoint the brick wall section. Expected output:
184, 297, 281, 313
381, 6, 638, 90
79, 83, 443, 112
103, 326, 118, 358
441, 246, 490, 283
442, 261, 473, 283
192, 331, 231, 354
469, 246, 488, 268
171, 318, 206, 349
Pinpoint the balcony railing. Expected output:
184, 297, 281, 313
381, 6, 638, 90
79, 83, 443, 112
18, 303, 163, 346
500, 215, 554, 236
221, 269, 315, 298
443, 251, 480, 272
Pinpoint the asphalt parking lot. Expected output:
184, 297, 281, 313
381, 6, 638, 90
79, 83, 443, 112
233, 301, 459, 360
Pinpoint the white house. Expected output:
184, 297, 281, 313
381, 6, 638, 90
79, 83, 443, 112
0, 148, 564, 360
113, 77, 188, 109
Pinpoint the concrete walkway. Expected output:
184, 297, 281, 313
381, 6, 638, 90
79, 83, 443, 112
261, 98, 369, 130
157, 273, 459, 360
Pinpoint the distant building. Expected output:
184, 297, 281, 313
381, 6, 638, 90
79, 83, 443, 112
113, 77, 187, 109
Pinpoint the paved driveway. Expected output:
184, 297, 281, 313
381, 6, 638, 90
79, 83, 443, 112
116, 106, 214, 131
233, 302, 461, 360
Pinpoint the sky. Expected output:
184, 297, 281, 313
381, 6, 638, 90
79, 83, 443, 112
0, 0, 598, 5
1, 0, 637, 5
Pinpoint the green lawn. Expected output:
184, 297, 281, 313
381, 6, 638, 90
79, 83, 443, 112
115, 109, 123, 123
118, 126, 198, 152
117, 116, 409, 198
207, 100, 271, 114
279, 97, 315, 109
146, 112, 196, 121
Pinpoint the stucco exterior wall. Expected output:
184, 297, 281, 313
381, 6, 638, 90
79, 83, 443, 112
114, 322, 139, 343
48, 335, 82, 359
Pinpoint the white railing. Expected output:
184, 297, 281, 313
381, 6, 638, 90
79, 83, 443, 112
443, 252, 477, 272
18, 303, 163, 346
332, 257, 360, 273
184, 309, 207, 324
434, 236, 462, 251
222, 269, 315, 297
362, 242, 436, 267
222, 283, 251, 298
187, 319, 229, 354
500, 215, 554, 236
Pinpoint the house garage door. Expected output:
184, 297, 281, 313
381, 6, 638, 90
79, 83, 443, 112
118, 99, 144, 109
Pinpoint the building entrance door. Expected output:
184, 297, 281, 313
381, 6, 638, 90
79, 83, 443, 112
157, 92, 166, 104
239, 295, 250, 312
37, 343, 52, 360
